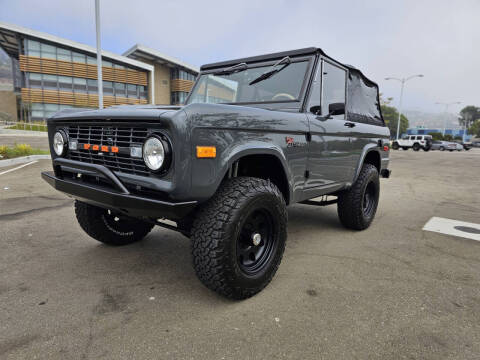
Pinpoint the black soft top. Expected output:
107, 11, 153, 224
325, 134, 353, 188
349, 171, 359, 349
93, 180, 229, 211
201, 47, 384, 125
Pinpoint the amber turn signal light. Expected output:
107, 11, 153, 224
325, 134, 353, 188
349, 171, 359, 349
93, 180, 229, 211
196, 146, 216, 158
83, 144, 91, 150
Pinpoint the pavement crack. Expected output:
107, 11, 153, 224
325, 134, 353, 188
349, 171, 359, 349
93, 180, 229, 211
0, 200, 73, 221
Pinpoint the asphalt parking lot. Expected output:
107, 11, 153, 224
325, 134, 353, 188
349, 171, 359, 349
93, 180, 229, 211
1, 149, 480, 359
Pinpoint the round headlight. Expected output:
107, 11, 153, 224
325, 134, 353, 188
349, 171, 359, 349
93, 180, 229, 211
143, 136, 165, 171
53, 131, 67, 156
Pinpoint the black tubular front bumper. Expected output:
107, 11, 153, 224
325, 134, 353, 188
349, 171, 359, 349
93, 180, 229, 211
41, 158, 197, 220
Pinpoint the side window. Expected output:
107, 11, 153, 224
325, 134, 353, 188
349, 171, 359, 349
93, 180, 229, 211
410, 136, 415, 140
416, 136, 422, 140
322, 61, 346, 118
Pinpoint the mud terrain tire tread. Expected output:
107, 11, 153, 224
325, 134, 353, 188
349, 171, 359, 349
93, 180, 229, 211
191, 177, 287, 300
74, 201, 154, 246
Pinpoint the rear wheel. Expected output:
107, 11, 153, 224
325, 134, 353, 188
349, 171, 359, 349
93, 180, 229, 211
392, 142, 399, 150
74, 201, 154, 246
191, 177, 287, 299
413, 143, 420, 151
337, 164, 380, 230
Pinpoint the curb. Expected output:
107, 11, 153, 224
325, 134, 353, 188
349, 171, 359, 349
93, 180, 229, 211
0, 154, 51, 167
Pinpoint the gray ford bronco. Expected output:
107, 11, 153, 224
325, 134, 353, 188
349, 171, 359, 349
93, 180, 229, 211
42, 47, 391, 299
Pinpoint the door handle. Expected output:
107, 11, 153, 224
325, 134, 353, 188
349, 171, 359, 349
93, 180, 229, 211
344, 122, 356, 128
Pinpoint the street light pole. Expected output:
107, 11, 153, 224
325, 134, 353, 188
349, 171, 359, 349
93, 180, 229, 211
435, 102, 461, 137
95, 0, 103, 109
385, 74, 424, 140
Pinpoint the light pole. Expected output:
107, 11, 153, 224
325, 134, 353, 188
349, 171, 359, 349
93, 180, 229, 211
435, 101, 461, 137
95, 0, 103, 109
385, 74, 424, 140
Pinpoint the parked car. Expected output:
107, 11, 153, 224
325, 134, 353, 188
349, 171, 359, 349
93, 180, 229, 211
391, 134, 432, 151
472, 141, 480, 148
460, 142, 472, 150
41, 47, 391, 299
431, 141, 458, 151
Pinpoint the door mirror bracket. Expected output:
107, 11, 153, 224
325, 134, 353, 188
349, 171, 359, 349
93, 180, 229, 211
310, 102, 345, 120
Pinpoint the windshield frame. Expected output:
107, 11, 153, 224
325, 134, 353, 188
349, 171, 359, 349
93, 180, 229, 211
185, 55, 315, 108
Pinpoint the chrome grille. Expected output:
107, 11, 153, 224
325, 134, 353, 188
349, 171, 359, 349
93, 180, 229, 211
66, 125, 150, 176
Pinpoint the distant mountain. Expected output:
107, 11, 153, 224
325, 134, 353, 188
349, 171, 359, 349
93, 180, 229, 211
403, 110, 462, 130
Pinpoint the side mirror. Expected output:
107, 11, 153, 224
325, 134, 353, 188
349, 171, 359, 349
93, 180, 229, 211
309, 105, 321, 115
328, 102, 345, 116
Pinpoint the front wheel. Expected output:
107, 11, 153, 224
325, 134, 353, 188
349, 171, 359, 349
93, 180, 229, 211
191, 177, 287, 300
74, 201, 154, 246
337, 164, 380, 230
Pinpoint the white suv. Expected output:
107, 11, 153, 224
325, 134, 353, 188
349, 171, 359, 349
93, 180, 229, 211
392, 135, 432, 151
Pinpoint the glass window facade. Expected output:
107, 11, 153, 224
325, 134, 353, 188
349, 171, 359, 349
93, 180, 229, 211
171, 68, 196, 81
21, 37, 150, 121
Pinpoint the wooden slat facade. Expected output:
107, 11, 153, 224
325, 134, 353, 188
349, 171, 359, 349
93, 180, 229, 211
19, 55, 148, 86
171, 79, 195, 92
21, 88, 148, 108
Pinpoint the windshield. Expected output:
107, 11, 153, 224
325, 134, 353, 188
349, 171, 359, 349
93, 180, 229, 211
187, 61, 309, 105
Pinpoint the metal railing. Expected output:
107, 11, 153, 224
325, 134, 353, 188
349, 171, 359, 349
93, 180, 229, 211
0, 119, 48, 132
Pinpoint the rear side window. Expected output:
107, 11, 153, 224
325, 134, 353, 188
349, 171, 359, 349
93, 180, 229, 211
416, 136, 422, 140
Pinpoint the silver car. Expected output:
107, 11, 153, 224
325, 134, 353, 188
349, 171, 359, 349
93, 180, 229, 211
430, 141, 458, 151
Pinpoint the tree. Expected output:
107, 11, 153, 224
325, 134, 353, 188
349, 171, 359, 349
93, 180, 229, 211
428, 132, 443, 141
468, 120, 480, 138
458, 106, 480, 128
444, 134, 453, 141
381, 104, 409, 138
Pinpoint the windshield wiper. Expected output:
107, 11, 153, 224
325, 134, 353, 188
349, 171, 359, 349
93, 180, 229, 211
248, 56, 291, 85
213, 62, 248, 75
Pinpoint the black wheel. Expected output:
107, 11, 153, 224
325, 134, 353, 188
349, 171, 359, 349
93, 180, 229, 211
402, 147, 409, 150
191, 177, 287, 300
337, 163, 380, 230
74, 201, 154, 246
412, 143, 420, 151
440, 147, 445, 151
392, 142, 399, 150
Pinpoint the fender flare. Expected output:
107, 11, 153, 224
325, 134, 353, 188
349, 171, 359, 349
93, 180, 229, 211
353, 144, 382, 183
218, 142, 294, 203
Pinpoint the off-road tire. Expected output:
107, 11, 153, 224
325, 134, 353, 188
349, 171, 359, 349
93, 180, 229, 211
74, 201, 154, 246
392, 142, 399, 150
413, 143, 420, 151
337, 163, 380, 230
191, 177, 287, 300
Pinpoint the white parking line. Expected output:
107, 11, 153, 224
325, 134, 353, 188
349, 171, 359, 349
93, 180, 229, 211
423, 217, 480, 241
0, 160, 38, 176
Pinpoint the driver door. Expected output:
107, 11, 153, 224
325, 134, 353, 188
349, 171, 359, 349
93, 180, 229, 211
305, 59, 355, 189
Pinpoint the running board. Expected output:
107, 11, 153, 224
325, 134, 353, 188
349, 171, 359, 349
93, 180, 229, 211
299, 198, 338, 207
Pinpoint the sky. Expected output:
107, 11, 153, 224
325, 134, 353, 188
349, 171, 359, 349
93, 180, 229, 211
0, 0, 479, 113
